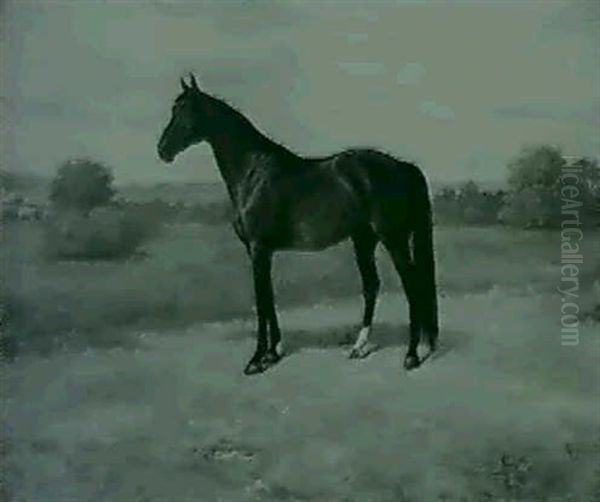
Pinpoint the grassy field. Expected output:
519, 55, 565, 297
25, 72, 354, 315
2, 221, 600, 501
3, 221, 598, 355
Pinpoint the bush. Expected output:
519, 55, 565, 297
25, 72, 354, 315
44, 205, 160, 260
50, 158, 115, 214
499, 187, 557, 228
507, 144, 564, 191
502, 145, 599, 229
433, 182, 505, 225
184, 200, 231, 225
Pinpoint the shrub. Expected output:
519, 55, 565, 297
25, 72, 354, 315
499, 186, 558, 228
44, 205, 160, 260
50, 158, 115, 214
185, 200, 231, 225
502, 145, 599, 229
433, 183, 504, 225
507, 144, 564, 192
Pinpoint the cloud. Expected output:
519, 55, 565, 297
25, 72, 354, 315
396, 62, 425, 85
496, 102, 600, 126
419, 100, 455, 120
542, 0, 600, 39
153, 1, 311, 37
2, 0, 598, 185
337, 62, 386, 76
346, 33, 369, 45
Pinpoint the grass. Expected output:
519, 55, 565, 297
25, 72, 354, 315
4, 292, 599, 501
2, 221, 599, 357
2, 219, 599, 500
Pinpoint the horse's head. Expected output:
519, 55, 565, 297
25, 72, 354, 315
157, 74, 207, 163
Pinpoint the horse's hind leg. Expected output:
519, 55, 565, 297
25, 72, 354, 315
382, 233, 422, 370
349, 227, 380, 359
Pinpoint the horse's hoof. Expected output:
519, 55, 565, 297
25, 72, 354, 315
404, 354, 420, 370
348, 341, 378, 359
261, 350, 281, 366
243, 360, 265, 375
426, 341, 438, 359
427, 336, 438, 353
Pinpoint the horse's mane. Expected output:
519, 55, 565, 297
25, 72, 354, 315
202, 91, 299, 160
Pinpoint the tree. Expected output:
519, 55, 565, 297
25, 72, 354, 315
50, 158, 115, 214
507, 144, 565, 192
502, 145, 599, 228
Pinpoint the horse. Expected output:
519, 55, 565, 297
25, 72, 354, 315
157, 74, 439, 375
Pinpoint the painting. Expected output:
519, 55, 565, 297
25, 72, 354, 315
1, 1, 599, 500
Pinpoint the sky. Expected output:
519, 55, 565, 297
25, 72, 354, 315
1, 0, 598, 186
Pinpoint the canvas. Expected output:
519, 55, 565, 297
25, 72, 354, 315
1, 1, 599, 500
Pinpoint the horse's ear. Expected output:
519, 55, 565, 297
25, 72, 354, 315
189, 73, 199, 91
180, 77, 189, 91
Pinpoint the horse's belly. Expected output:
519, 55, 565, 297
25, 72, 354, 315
287, 218, 351, 250
282, 201, 360, 250
244, 167, 366, 251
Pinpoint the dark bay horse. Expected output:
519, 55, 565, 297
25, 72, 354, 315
158, 74, 439, 375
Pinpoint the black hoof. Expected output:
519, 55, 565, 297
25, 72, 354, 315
404, 353, 420, 370
243, 359, 265, 375
427, 336, 438, 353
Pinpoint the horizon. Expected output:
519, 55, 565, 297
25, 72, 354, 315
0, 165, 510, 192
1, 0, 598, 186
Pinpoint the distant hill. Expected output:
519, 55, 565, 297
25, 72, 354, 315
119, 181, 227, 205
1, 168, 507, 208
0, 169, 50, 203
429, 179, 507, 193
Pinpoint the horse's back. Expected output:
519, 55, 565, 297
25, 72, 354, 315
329, 148, 429, 232
332, 148, 427, 196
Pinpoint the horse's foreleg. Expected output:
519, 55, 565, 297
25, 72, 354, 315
349, 229, 380, 359
263, 253, 283, 364
244, 247, 280, 375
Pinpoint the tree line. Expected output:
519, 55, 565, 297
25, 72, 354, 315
434, 145, 598, 228
2, 143, 597, 261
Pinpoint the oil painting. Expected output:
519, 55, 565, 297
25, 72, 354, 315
1, 1, 599, 500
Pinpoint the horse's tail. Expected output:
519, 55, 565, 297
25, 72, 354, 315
412, 171, 439, 347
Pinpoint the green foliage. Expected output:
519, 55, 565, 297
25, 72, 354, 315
499, 186, 558, 228
433, 182, 505, 225
50, 158, 115, 213
0, 170, 40, 192
0, 170, 19, 191
507, 144, 565, 191
503, 145, 599, 228
44, 205, 160, 260
184, 200, 232, 225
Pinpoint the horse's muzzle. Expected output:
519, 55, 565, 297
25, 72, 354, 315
157, 144, 175, 164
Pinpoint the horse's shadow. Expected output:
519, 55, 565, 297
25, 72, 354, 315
226, 321, 470, 361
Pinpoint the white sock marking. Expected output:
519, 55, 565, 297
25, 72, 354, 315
353, 326, 371, 350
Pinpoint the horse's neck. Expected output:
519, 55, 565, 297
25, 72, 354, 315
204, 101, 285, 206
208, 130, 263, 207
